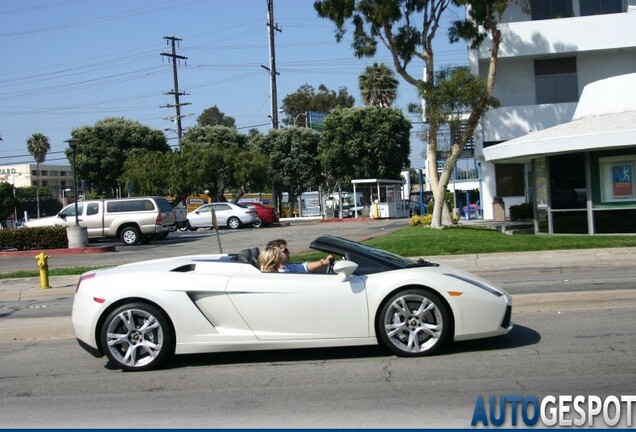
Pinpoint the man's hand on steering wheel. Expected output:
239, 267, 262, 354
325, 256, 335, 274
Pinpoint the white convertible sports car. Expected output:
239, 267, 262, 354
72, 235, 513, 371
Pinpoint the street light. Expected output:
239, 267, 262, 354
65, 138, 80, 226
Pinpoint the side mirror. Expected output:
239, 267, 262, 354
333, 260, 358, 282
58, 213, 67, 220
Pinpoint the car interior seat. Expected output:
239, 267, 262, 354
250, 247, 260, 268
237, 247, 260, 270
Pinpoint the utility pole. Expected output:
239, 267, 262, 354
161, 35, 190, 148
263, 0, 281, 129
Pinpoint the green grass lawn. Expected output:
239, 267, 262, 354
295, 225, 636, 260
363, 226, 636, 256
3, 225, 636, 279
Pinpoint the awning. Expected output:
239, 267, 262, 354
483, 110, 636, 164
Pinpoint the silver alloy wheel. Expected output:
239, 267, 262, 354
381, 291, 446, 355
120, 227, 139, 246
227, 216, 241, 229
104, 307, 165, 369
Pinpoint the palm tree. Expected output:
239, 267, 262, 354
358, 63, 399, 108
27, 132, 50, 218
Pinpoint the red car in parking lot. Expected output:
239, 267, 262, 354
240, 202, 279, 228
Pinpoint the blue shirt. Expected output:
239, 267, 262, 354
278, 262, 309, 273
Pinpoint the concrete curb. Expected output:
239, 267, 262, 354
2, 289, 636, 342
0, 245, 116, 257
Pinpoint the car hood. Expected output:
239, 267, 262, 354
24, 216, 62, 227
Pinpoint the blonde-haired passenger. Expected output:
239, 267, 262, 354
259, 246, 282, 272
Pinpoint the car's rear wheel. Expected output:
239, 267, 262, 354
120, 226, 140, 246
252, 218, 263, 228
227, 216, 241, 229
378, 289, 450, 356
100, 303, 174, 372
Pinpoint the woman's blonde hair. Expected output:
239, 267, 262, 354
259, 246, 281, 272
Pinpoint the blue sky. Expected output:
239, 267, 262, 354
0, 0, 468, 169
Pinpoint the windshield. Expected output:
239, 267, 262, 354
311, 235, 436, 275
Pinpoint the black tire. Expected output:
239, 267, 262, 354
377, 289, 450, 357
120, 226, 140, 246
100, 302, 174, 372
252, 218, 263, 228
227, 216, 241, 229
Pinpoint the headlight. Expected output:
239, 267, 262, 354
443, 273, 503, 297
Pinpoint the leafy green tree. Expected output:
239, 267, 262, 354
179, 126, 268, 202
0, 183, 20, 225
359, 63, 399, 107
281, 84, 355, 127
256, 128, 323, 216
315, 0, 509, 227
197, 105, 236, 128
319, 106, 411, 199
26, 132, 50, 217
68, 118, 169, 196
122, 150, 172, 196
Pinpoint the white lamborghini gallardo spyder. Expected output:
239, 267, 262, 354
72, 235, 513, 371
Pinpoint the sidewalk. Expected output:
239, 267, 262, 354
2, 247, 636, 342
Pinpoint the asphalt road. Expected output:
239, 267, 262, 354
2, 305, 635, 428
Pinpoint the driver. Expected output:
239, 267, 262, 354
267, 239, 333, 273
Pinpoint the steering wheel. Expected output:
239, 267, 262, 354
326, 257, 335, 274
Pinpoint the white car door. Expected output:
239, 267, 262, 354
189, 204, 213, 228
212, 203, 231, 226
226, 272, 368, 340
59, 202, 84, 227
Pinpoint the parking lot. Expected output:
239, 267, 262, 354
0, 218, 409, 273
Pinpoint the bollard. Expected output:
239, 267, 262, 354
35, 252, 50, 289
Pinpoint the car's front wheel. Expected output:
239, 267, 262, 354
100, 303, 174, 372
227, 216, 241, 229
377, 289, 450, 356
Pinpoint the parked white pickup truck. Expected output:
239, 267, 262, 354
24, 196, 177, 245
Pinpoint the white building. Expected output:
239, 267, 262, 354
0, 163, 75, 200
471, 0, 636, 220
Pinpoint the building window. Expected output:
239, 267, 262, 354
496, 164, 525, 196
580, 0, 622, 16
535, 57, 578, 104
41, 170, 48, 176
454, 158, 479, 181
32, 170, 37, 176
531, 0, 573, 20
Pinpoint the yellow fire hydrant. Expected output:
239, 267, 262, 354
35, 252, 50, 289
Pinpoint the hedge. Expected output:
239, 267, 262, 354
0, 226, 68, 251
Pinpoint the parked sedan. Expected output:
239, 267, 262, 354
242, 202, 279, 228
186, 202, 259, 230
72, 234, 513, 371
